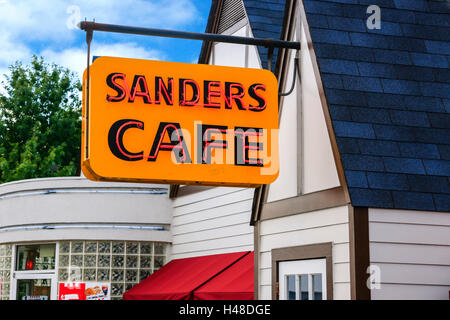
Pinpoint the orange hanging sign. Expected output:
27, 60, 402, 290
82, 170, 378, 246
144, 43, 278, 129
81, 57, 279, 187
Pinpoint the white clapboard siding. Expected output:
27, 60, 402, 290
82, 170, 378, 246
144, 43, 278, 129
172, 199, 253, 226
170, 187, 254, 259
260, 223, 349, 250
370, 208, 450, 226
369, 208, 450, 300
172, 223, 252, 244
260, 286, 272, 300
374, 263, 450, 286
370, 243, 450, 265
172, 211, 250, 235
258, 205, 351, 300
334, 283, 351, 300
260, 268, 272, 286
371, 284, 450, 300
370, 222, 450, 245
172, 233, 253, 256
333, 263, 351, 283
173, 187, 246, 207
173, 189, 253, 216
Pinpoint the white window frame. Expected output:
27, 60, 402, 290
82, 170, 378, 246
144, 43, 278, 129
279, 258, 327, 300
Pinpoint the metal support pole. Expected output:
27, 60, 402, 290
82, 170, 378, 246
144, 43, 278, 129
78, 21, 300, 50
85, 29, 93, 159
267, 47, 274, 72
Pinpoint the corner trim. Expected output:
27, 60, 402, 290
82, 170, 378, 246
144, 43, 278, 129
271, 242, 333, 300
253, 221, 260, 300
349, 206, 371, 300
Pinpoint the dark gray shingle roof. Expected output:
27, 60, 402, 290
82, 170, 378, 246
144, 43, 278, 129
203, 0, 450, 212
243, 0, 287, 70
303, 0, 450, 211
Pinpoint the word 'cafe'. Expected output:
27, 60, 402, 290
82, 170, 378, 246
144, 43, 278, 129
82, 57, 279, 187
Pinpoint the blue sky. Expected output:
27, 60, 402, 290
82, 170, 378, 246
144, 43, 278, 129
0, 0, 212, 88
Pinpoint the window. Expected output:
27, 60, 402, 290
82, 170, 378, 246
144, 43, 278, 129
16, 244, 56, 271
16, 279, 51, 300
278, 258, 326, 300
57, 240, 167, 300
282, 274, 323, 300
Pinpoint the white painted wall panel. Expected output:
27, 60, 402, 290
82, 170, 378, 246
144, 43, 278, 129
375, 263, 450, 286
369, 208, 450, 226
334, 283, 351, 300
369, 208, 450, 300
213, 26, 247, 67
267, 30, 299, 202
260, 224, 349, 250
260, 251, 272, 270
260, 285, 272, 299
370, 222, 450, 245
172, 211, 249, 235
247, 43, 262, 69
172, 233, 253, 255
371, 284, 450, 300
258, 205, 351, 300
172, 245, 254, 260
333, 263, 351, 283
172, 199, 253, 226
173, 223, 252, 244
333, 243, 351, 264
260, 268, 272, 286
0, 177, 171, 244
173, 189, 253, 216
300, 25, 340, 194
260, 206, 349, 235
173, 187, 247, 207
370, 243, 450, 265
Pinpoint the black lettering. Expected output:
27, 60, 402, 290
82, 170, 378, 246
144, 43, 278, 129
108, 119, 144, 161
197, 124, 228, 164
155, 77, 173, 105
224, 82, 246, 110
248, 83, 266, 112
235, 127, 263, 167
148, 122, 191, 163
106, 73, 127, 102
203, 80, 221, 108
179, 79, 200, 106
129, 75, 152, 103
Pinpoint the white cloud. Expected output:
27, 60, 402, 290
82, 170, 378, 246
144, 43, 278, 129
41, 42, 165, 81
0, 0, 200, 91
0, 31, 32, 68
0, 0, 200, 43
0, 31, 32, 95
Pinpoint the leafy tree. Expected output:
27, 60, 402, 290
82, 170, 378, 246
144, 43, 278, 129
0, 55, 81, 183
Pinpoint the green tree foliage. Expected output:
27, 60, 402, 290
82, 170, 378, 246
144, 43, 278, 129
0, 55, 81, 183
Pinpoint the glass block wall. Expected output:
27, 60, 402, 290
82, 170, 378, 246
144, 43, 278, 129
0, 244, 12, 300
58, 240, 167, 300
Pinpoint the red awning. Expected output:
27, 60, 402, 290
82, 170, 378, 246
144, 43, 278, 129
123, 251, 252, 300
193, 252, 254, 300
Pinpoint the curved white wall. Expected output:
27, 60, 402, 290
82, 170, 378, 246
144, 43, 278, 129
0, 177, 172, 244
